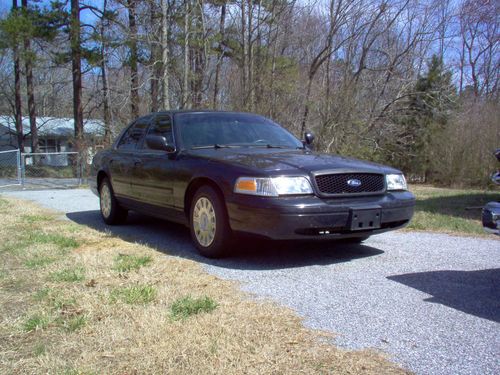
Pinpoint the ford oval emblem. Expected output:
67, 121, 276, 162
347, 179, 362, 187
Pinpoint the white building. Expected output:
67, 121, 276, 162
0, 115, 105, 166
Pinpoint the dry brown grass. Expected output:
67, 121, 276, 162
0, 196, 409, 375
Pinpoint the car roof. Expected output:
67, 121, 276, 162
153, 110, 261, 116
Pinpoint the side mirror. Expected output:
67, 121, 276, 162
303, 131, 315, 149
145, 135, 175, 153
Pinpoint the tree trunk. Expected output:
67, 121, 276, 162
128, 0, 139, 119
212, 2, 226, 109
150, 1, 159, 112
191, 0, 204, 108
246, 0, 254, 112
240, 1, 247, 108
70, 0, 84, 151
300, 77, 313, 138
22, 0, 38, 153
101, 57, 112, 145
160, 0, 170, 110
267, 2, 278, 118
182, 0, 190, 109
101, 0, 112, 145
13, 0, 24, 152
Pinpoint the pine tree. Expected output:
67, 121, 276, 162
400, 55, 456, 180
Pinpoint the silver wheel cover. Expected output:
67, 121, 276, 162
100, 183, 112, 218
192, 197, 216, 247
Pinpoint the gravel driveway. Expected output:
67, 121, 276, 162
4, 188, 500, 375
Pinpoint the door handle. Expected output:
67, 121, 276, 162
133, 158, 142, 167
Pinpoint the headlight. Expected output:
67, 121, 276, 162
234, 176, 313, 197
386, 174, 407, 191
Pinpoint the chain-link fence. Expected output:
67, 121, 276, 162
0, 150, 89, 190
0, 149, 21, 188
20, 152, 84, 189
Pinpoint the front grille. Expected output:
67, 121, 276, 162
315, 173, 385, 195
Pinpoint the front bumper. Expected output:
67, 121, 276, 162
226, 191, 415, 240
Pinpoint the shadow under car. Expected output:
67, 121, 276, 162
66, 210, 385, 271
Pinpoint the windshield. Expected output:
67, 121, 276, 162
175, 112, 303, 150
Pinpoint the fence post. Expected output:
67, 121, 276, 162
20, 153, 25, 187
77, 152, 82, 186
16, 149, 21, 185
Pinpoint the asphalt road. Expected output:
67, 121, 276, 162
4, 188, 500, 375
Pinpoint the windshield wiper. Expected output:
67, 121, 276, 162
249, 144, 288, 149
191, 144, 239, 149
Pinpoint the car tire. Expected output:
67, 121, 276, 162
99, 177, 128, 225
190, 185, 232, 258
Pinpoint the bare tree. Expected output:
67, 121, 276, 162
459, 0, 499, 97
212, 0, 226, 109
21, 0, 38, 152
12, 0, 23, 151
161, 0, 171, 110
128, 0, 140, 119
70, 0, 84, 151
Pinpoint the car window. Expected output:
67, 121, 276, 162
117, 120, 149, 150
175, 113, 303, 149
145, 115, 174, 147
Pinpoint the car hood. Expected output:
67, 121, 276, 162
186, 148, 400, 175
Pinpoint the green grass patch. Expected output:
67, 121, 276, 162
169, 296, 218, 321
48, 267, 85, 283
110, 285, 157, 305
33, 288, 52, 302
50, 295, 77, 311
22, 214, 51, 224
25, 255, 57, 268
23, 314, 50, 332
113, 254, 152, 272
408, 185, 499, 236
3, 231, 79, 255
33, 342, 46, 356
56, 315, 87, 332
0, 238, 28, 255
0, 197, 8, 209
26, 232, 79, 250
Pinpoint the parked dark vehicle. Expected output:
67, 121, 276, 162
482, 148, 500, 235
90, 111, 415, 258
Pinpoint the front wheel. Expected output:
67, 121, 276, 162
190, 186, 232, 258
99, 177, 128, 225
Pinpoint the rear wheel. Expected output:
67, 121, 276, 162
99, 177, 128, 225
190, 186, 232, 258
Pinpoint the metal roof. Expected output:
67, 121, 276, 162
0, 116, 105, 137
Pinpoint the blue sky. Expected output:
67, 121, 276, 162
0, 0, 102, 24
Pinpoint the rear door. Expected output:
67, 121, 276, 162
109, 119, 149, 199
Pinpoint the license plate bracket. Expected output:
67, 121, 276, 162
349, 209, 381, 231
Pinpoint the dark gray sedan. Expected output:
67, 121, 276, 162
90, 111, 415, 257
